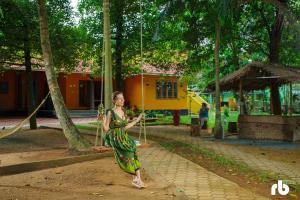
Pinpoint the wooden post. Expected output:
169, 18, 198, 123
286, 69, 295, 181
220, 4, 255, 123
239, 80, 244, 115
270, 82, 281, 115
289, 82, 293, 116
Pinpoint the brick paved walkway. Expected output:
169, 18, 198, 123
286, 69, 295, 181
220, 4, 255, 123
40, 123, 270, 199
139, 144, 268, 200
131, 126, 300, 185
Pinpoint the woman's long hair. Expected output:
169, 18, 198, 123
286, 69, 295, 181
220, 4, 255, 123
112, 91, 127, 119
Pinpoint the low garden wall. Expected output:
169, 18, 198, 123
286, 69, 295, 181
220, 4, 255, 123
238, 115, 300, 142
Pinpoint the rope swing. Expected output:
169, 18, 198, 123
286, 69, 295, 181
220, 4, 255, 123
94, 37, 105, 147
95, 0, 147, 147
0, 91, 50, 139
138, 0, 147, 144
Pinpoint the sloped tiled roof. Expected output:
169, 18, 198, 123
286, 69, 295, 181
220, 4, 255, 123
2, 60, 182, 76
142, 63, 179, 75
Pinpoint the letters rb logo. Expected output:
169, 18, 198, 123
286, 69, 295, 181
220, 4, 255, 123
271, 180, 289, 195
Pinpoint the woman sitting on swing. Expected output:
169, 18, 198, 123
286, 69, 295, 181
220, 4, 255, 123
100, 91, 145, 188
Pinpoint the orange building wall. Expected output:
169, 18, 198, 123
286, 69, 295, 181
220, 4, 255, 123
35, 71, 48, 103
3, 70, 189, 112
20, 73, 27, 110
124, 76, 142, 108
125, 75, 188, 110
0, 72, 16, 111
64, 73, 86, 109
0, 70, 106, 112
63, 73, 102, 110
58, 74, 66, 101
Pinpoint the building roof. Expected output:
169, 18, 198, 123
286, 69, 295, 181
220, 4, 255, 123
2, 60, 181, 76
1, 60, 93, 74
141, 63, 179, 75
207, 62, 300, 92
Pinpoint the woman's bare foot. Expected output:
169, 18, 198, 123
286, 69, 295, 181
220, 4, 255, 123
138, 180, 146, 188
131, 180, 142, 188
131, 178, 146, 189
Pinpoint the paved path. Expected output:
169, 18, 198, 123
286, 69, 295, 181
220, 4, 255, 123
139, 143, 269, 200
40, 123, 269, 199
0, 117, 96, 128
132, 126, 300, 185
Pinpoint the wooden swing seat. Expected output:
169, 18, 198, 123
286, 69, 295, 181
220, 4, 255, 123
92, 146, 113, 153
137, 143, 151, 148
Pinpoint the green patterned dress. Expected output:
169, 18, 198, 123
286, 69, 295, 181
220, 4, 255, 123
104, 109, 141, 175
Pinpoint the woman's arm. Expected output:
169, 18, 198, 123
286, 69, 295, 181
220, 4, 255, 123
102, 111, 112, 133
124, 113, 143, 131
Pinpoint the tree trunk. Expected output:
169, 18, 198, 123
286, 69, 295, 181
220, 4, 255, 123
214, 22, 223, 139
24, 24, 37, 129
289, 83, 293, 116
231, 38, 240, 70
115, 0, 124, 92
269, 8, 284, 115
239, 80, 248, 115
103, 0, 113, 110
37, 0, 90, 150
270, 81, 281, 114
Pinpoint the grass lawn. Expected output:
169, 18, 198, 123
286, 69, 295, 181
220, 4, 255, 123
145, 111, 240, 131
87, 110, 292, 131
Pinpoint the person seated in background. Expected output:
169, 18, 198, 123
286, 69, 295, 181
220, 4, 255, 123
199, 103, 209, 129
222, 104, 230, 134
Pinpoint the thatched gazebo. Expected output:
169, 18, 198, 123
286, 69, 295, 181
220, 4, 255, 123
208, 61, 300, 142
208, 62, 300, 91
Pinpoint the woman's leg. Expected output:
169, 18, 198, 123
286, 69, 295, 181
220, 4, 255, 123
132, 175, 137, 181
135, 169, 145, 187
131, 170, 145, 188
136, 169, 141, 181
200, 118, 204, 128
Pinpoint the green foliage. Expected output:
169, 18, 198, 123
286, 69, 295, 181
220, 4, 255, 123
77, 0, 189, 76
1, 0, 299, 92
0, 0, 84, 71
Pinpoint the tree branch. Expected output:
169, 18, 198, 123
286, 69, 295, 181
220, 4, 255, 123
243, 0, 288, 14
258, 7, 271, 36
152, 0, 176, 42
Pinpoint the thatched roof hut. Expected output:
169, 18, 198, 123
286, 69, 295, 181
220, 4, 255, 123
207, 62, 300, 91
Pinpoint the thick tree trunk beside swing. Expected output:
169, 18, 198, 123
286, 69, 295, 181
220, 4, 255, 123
23, 13, 37, 130
37, 0, 91, 150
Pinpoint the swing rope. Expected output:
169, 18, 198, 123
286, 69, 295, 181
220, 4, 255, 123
94, 37, 105, 147
138, 0, 147, 144
95, 0, 147, 146
0, 91, 50, 139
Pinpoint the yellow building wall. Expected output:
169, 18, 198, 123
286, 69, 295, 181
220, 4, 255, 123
187, 91, 210, 114
125, 75, 188, 110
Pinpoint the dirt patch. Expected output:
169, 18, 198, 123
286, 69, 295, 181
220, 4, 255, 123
0, 157, 182, 200
0, 149, 69, 167
229, 144, 300, 166
0, 128, 68, 154
0, 128, 185, 199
